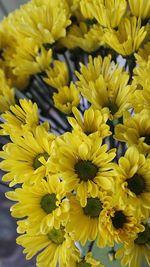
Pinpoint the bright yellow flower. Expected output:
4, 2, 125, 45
80, 0, 127, 29
16, 226, 75, 267
48, 132, 116, 206
68, 106, 111, 138
76, 55, 136, 119
6, 176, 69, 234
11, 39, 52, 76
43, 60, 69, 89
0, 69, 15, 113
129, 0, 150, 20
133, 57, 150, 88
53, 82, 80, 114
116, 223, 150, 267
0, 125, 55, 186
114, 146, 150, 218
130, 84, 150, 113
135, 41, 150, 64
114, 109, 150, 154
103, 16, 147, 56
69, 250, 104, 267
0, 99, 39, 137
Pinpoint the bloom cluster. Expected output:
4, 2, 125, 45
0, 1, 150, 267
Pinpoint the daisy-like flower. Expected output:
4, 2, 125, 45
53, 82, 80, 114
48, 132, 116, 206
135, 41, 150, 64
129, 0, 150, 20
16, 225, 75, 267
68, 106, 111, 139
113, 146, 150, 218
70, 250, 104, 267
0, 69, 15, 113
133, 57, 150, 88
80, 0, 127, 29
67, 193, 112, 246
0, 99, 39, 137
130, 84, 150, 113
116, 223, 150, 267
76, 55, 136, 120
43, 60, 69, 90
6, 176, 69, 234
103, 16, 147, 56
114, 109, 150, 154
0, 125, 55, 186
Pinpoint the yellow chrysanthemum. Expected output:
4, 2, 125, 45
43, 60, 69, 89
130, 84, 150, 113
0, 99, 39, 137
114, 146, 150, 218
48, 132, 116, 206
135, 41, 150, 64
114, 109, 150, 154
80, 0, 127, 29
103, 16, 147, 56
67, 193, 112, 246
0, 69, 15, 113
17, 226, 75, 267
70, 250, 104, 267
68, 106, 111, 138
116, 223, 150, 267
11, 39, 52, 76
76, 55, 136, 119
133, 57, 150, 88
6, 176, 69, 234
129, 0, 150, 20
60, 22, 104, 52
0, 125, 55, 186
53, 82, 80, 114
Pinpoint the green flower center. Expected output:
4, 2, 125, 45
112, 210, 127, 229
107, 100, 118, 115
33, 152, 49, 169
77, 261, 91, 267
83, 197, 102, 217
74, 160, 98, 181
134, 225, 150, 245
47, 227, 65, 245
40, 193, 57, 214
126, 174, 146, 195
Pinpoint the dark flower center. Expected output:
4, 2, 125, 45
47, 227, 65, 244
107, 100, 118, 115
77, 261, 91, 267
134, 225, 150, 245
41, 193, 57, 214
112, 210, 127, 229
83, 197, 102, 217
33, 152, 49, 169
126, 174, 146, 195
144, 134, 150, 145
74, 160, 98, 181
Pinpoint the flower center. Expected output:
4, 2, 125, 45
74, 160, 98, 181
77, 261, 91, 267
144, 134, 150, 145
112, 210, 127, 229
107, 100, 118, 115
47, 227, 65, 245
33, 152, 49, 169
40, 193, 57, 214
134, 225, 150, 245
83, 197, 102, 217
126, 174, 146, 195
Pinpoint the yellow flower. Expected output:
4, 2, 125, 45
68, 106, 111, 138
135, 41, 150, 64
53, 82, 80, 114
43, 60, 69, 89
6, 176, 69, 234
103, 16, 147, 56
129, 0, 150, 20
11, 39, 52, 76
0, 69, 15, 113
16, 226, 75, 267
67, 193, 112, 246
114, 146, 150, 218
0, 125, 55, 186
80, 0, 127, 29
133, 57, 150, 88
0, 99, 39, 137
115, 223, 150, 267
130, 84, 150, 113
70, 250, 104, 267
114, 109, 150, 154
76, 55, 136, 119
48, 132, 116, 206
